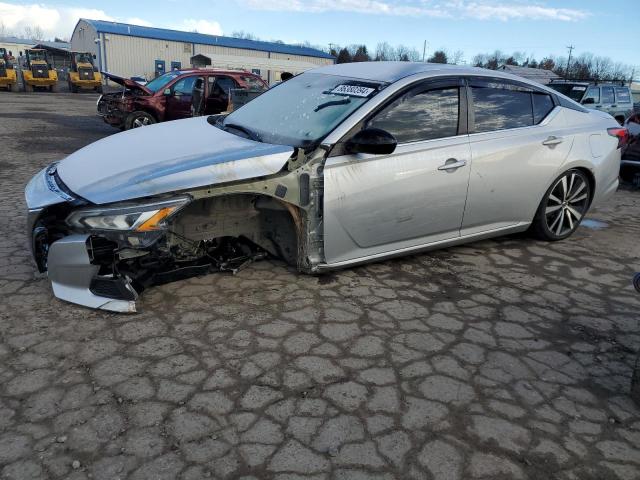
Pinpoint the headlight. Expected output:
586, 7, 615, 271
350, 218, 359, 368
66, 196, 190, 232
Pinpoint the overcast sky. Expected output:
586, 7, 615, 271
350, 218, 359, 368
1, 0, 638, 67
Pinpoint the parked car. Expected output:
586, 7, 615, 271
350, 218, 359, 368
25, 62, 622, 312
620, 112, 640, 184
548, 80, 634, 124
97, 69, 268, 130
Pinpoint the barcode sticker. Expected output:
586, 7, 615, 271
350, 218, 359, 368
330, 84, 375, 97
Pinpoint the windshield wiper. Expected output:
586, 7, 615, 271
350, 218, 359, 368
314, 97, 351, 112
210, 119, 262, 142
224, 123, 262, 142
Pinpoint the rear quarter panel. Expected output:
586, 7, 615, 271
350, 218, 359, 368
559, 108, 620, 207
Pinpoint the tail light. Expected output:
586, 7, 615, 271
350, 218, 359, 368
607, 127, 629, 149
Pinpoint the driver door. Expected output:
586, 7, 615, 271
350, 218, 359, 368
165, 75, 201, 120
323, 79, 472, 265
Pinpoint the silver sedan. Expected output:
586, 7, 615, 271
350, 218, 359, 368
25, 62, 623, 311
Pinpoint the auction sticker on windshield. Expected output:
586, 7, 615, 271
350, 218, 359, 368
330, 85, 376, 97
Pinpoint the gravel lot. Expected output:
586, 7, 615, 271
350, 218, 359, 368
1, 91, 639, 480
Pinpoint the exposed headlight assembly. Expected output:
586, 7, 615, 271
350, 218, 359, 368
66, 196, 190, 232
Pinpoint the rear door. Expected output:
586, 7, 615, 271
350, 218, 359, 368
204, 76, 237, 114
462, 78, 573, 234
323, 79, 472, 265
165, 75, 201, 120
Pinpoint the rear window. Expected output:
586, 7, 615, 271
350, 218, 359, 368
548, 83, 587, 102
615, 87, 632, 103
471, 82, 533, 132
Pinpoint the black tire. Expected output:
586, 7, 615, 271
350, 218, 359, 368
530, 169, 591, 241
632, 355, 640, 407
125, 111, 156, 130
95, 85, 103, 93
633, 273, 640, 293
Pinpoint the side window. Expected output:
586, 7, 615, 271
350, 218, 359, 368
615, 87, 632, 104
471, 82, 533, 132
172, 76, 197, 96
601, 86, 615, 103
368, 87, 460, 143
532, 93, 555, 124
216, 76, 237, 94
583, 86, 600, 104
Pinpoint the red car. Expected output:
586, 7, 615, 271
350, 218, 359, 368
97, 69, 268, 130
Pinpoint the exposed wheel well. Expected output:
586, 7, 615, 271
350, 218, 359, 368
168, 194, 301, 266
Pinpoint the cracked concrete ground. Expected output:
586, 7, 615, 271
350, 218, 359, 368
1, 91, 639, 480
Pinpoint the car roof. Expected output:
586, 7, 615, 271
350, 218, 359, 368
311, 61, 532, 84
173, 69, 259, 77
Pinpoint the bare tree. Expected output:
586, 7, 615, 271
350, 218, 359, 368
23, 25, 45, 41
374, 42, 394, 61
395, 44, 420, 62
231, 30, 259, 41
450, 50, 465, 65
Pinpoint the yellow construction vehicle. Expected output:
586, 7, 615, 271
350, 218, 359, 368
68, 51, 102, 93
0, 48, 17, 91
21, 49, 58, 92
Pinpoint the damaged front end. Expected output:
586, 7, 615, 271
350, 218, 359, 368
26, 147, 327, 313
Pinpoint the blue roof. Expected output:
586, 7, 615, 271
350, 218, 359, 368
81, 19, 334, 60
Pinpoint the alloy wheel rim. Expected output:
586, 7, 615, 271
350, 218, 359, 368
545, 172, 589, 236
133, 117, 150, 128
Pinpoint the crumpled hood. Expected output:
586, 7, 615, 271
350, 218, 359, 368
101, 71, 152, 94
56, 117, 294, 204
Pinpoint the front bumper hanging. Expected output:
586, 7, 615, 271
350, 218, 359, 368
47, 234, 137, 313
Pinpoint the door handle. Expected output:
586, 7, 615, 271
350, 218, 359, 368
542, 136, 564, 146
611, 104, 617, 108
438, 158, 467, 171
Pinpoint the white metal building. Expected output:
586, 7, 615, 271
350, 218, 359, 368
70, 19, 334, 85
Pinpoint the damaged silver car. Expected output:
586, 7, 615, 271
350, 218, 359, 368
26, 62, 621, 312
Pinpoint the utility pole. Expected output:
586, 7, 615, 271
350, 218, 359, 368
565, 45, 574, 79
422, 40, 427, 62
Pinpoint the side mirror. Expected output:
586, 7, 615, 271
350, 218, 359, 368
582, 98, 595, 105
163, 88, 172, 96
345, 128, 397, 155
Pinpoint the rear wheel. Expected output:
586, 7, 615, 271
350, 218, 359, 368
531, 169, 591, 241
125, 111, 156, 130
51, 83, 58, 93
